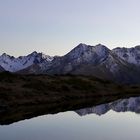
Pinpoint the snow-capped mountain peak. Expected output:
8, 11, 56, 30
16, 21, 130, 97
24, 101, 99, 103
0, 52, 53, 72
65, 43, 109, 62
1, 53, 14, 59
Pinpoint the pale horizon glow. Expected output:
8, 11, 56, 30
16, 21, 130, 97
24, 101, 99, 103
1, 0, 140, 56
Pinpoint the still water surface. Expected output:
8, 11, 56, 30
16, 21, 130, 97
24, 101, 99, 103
1, 96, 140, 140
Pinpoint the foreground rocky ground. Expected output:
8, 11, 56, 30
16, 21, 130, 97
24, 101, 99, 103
0, 72, 140, 124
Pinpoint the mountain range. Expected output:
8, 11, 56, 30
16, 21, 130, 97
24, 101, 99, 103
1, 43, 140, 84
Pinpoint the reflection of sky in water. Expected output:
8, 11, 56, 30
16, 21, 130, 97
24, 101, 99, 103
0, 110, 140, 140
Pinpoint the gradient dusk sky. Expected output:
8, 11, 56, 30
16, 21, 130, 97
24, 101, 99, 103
1, 0, 140, 56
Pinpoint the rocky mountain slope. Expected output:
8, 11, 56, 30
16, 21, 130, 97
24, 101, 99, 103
112, 46, 140, 65
0, 65, 5, 72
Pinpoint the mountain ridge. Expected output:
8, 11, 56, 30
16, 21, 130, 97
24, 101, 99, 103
1, 43, 140, 84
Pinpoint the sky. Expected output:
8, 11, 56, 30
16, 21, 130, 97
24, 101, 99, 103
1, 0, 140, 56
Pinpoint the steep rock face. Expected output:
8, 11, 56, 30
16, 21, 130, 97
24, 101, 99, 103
0, 52, 53, 72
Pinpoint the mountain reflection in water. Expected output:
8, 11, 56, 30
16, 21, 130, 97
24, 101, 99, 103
1, 96, 140, 140
76, 96, 140, 116
1, 95, 140, 125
